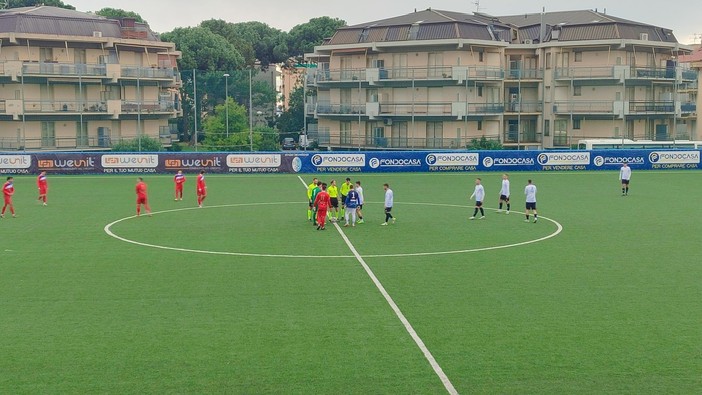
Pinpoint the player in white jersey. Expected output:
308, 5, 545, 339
524, 179, 538, 223
497, 174, 510, 214
619, 163, 632, 196
469, 178, 485, 220
381, 183, 395, 225
355, 181, 365, 224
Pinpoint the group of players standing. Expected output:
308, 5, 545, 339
468, 174, 539, 223
0, 172, 47, 218
134, 170, 208, 216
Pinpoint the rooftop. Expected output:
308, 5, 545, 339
325, 8, 679, 46
0, 5, 160, 41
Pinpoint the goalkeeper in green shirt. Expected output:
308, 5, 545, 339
307, 177, 318, 222
339, 177, 352, 218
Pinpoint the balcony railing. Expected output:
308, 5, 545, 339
681, 70, 698, 81
22, 62, 107, 77
121, 66, 175, 79
379, 102, 452, 116
316, 131, 498, 149
504, 101, 543, 113
554, 67, 616, 79
629, 101, 674, 113
122, 100, 176, 113
680, 102, 696, 113
379, 66, 454, 80
502, 130, 542, 144
553, 101, 616, 114
316, 103, 366, 115
316, 69, 367, 83
23, 100, 108, 113
632, 67, 675, 79
506, 68, 543, 79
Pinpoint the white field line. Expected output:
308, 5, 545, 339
298, 175, 458, 395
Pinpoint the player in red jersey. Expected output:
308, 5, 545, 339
313, 183, 331, 230
196, 170, 207, 207
1, 176, 16, 218
37, 171, 48, 206
135, 177, 151, 217
174, 170, 186, 201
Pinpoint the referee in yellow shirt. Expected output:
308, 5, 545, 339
327, 180, 340, 222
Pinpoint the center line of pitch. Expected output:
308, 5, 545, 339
297, 176, 458, 395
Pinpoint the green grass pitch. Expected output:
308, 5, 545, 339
0, 171, 700, 393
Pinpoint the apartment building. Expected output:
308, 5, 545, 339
0, 6, 181, 151
306, 8, 698, 149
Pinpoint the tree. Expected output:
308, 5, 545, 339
467, 136, 503, 150
160, 27, 245, 71
202, 98, 249, 150
287, 17, 346, 58
200, 20, 288, 67
7, 0, 75, 9
94, 8, 146, 24
276, 86, 305, 138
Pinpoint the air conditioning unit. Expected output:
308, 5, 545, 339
93, 31, 103, 38
523, 39, 534, 45
639, 33, 649, 41
384, 118, 393, 126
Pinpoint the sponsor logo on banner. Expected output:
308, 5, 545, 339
0, 155, 31, 169
648, 151, 700, 164
483, 156, 535, 168
369, 157, 421, 169
311, 154, 365, 167
593, 155, 645, 167
165, 157, 222, 168
38, 157, 96, 170
426, 153, 479, 166
101, 154, 158, 168
291, 157, 303, 173
537, 152, 590, 166
227, 154, 281, 168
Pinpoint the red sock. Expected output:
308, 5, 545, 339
137, 206, 141, 215
43, 196, 47, 203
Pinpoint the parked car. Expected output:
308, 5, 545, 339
282, 137, 296, 150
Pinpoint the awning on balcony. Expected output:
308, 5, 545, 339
331, 48, 368, 55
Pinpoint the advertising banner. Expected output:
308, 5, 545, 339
0, 149, 700, 174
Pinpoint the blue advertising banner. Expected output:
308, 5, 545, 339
0, 149, 700, 174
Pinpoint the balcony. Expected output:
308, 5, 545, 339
628, 101, 674, 114
504, 101, 543, 113
379, 102, 452, 117
316, 103, 366, 116
22, 62, 107, 77
121, 66, 176, 79
502, 130, 542, 144
122, 100, 176, 114
315, 69, 367, 84
630, 67, 675, 80
555, 66, 617, 80
506, 68, 543, 80
553, 101, 621, 116
680, 102, 696, 115
22, 100, 108, 114
681, 69, 698, 82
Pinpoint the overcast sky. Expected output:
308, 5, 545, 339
70, 0, 700, 45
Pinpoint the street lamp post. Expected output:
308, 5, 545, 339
249, 67, 253, 151
223, 73, 230, 138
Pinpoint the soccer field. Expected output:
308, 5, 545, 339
1, 171, 700, 393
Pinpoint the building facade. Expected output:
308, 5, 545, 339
306, 9, 698, 149
0, 6, 181, 151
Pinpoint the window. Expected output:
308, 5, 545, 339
477, 86, 483, 97
544, 119, 550, 136
409, 23, 420, 40
340, 121, 352, 145
573, 86, 582, 96
426, 122, 443, 148
477, 120, 483, 131
553, 120, 568, 146
545, 53, 552, 69
76, 122, 88, 147
391, 121, 408, 148
574, 52, 583, 62
478, 51, 484, 62
41, 122, 56, 147
359, 28, 370, 42
573, 119, 582, 130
